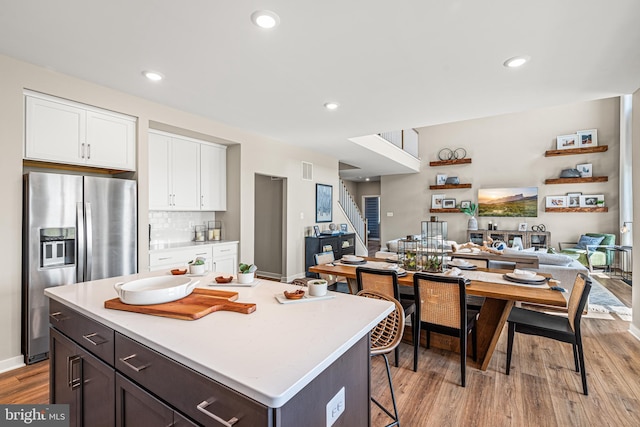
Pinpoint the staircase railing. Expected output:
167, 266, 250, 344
339, 180, 367, 246
378, 128, 419, 158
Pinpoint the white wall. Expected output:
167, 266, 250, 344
0, 54, 345, 368
631, 88, 640, 340
381, 98, 621, 249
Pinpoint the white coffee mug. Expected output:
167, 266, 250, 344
308, 279, 328, 296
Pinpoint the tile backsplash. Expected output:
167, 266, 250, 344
149, 211, 216, 246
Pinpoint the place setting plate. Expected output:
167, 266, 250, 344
447, 259, 477, 270
503, 272, 548, 285
340, 256, 366, 265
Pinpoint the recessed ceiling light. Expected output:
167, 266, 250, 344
365, 177, 370, 181
503, 56, 530, 68
251, 10, 280, 29
324, 102, 340, 110
142, 70, 164, 81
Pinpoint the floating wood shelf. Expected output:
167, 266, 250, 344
544, 176, 608, 185
429, 208, 462, 213
545, 207, 608, 213
544, 145, 608, 157
429, 158, 472, 167
429, 183, 472, 190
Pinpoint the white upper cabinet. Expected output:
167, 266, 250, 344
200, 143, 227, 210
24, 91, 136, 171
149, 130, 226, 211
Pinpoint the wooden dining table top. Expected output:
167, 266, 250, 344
309, 259, 567, 308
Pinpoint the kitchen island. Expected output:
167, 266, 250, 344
45, 271, 393, 426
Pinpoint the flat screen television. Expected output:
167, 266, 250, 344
478, 187, 538, 217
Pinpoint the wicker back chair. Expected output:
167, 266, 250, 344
356, 267, 418, 371
358, 290, 404, 427
506, 273, 592, 394
412, 273, 478, 387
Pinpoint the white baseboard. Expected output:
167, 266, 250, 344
257, 271, 283, 281
629, 324, 640, 342
283, 272, 306, 283
0, 355, 26, 374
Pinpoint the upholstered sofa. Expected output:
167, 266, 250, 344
559, 233, 616, 271
374, 235, 456, 260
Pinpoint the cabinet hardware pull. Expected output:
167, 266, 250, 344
67, 355, 81, 389
158, 257, 172, 261
80, 143, 85, 159
119, 354, 150, 372
220, 249, 230, 252
87, 143, 91, 159
82, 332, 108, 346
196, 398, 239, 426
196, 252, 207, 256
49, 311, 65, 322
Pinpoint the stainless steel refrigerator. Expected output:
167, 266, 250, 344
23, 172, 137, 364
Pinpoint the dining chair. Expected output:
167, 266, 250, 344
313, 251, 347, 292
357, 290, 404, 427
412, 273, 478, 387
356, 267, 418, 371
506, 272, 592, 395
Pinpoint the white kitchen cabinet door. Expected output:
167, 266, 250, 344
212, 243, 238, 274
86, 110, 136, 170
200, 143, 227, 211
170, 137, 201, 211
148, 133, 172, 210
25, 95, 86, 165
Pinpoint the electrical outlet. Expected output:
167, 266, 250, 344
326, 387, 345, 427
386, 212, 394, 217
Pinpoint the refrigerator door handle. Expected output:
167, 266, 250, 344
76, 202, 85, 283
85, 202, 93, 280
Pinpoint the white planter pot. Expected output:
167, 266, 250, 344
467, 216, 478, 230
308, 279, 328, 296
189, 264, 205, 275
237, 272, 255, 284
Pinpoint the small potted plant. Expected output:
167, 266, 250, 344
188, 257, 206, 275
460, 202, 478, 230
238, 263, 257, 284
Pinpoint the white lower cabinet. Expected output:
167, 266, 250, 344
149, 243, 238, 275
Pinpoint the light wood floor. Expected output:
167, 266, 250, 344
2, 276, 638, 426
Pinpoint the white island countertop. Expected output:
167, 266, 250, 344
45, 270, 393, 408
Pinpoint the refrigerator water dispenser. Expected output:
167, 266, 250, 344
40, 227, 75, 268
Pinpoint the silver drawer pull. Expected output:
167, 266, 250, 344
49, 312, 69, 322
196, 252, 208, 256
158, 257, 172, 261
82, 333, 108, 346
219, 249, 230, 252
119, 354, 150, 372
197, 398, 238, 427
67, 355, 81, 390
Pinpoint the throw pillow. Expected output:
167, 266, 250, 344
576, 234, 605, 249
535, 252, 575, 266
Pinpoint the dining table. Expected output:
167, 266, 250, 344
309, 258, 567, 371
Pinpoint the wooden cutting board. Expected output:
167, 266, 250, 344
104, 288, 256, 320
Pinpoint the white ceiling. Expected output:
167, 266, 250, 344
2, 1, 639, 180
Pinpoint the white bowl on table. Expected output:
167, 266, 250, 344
113, 276, 198, 305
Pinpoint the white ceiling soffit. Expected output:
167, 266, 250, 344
1, 1, 639, 179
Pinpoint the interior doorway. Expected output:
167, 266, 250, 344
363, 196, 380, 255
254, 174, 287, 280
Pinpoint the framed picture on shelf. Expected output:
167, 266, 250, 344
460, 200, 471, 209
556, 134, 579, 150
577, 129, 598, 147
576, 163, 592, 177
431, 194, 445, 209
339, 223, 348, 233
579, 194, 604, 208
567, 192, 582, 207
313, 225, 321, 237
315, 183, 333, 222
518, 222, 528, 232
546, 195, 567, 208
436, 174, 447, 185
442, 198, 456, 208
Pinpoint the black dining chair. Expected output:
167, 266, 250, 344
413, 272, 478, 387
356, 267, 418, 371
506, 272, 592, 395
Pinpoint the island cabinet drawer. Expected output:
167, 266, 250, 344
49, 299, 114, 366
115, 333, 271, 427
212, 243, 237, 258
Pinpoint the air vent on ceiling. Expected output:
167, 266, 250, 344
302, 162, 313, 181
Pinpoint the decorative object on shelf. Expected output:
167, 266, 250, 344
518, 223, 528, 232
194, 225, 206, 242
579, 194, 604, 208
316, 183, 333, 223
339, 223, 348, 233
329, 223, 337, 231
431, 194, 445, 209
444, 176, 460, 185
442, 198, 456, 208
531, 224, 546, 232
567, 193, 581, 207
577, 129, 598, 147
546, 195, 567, 208
511, 236, 524, 251
207, 220, 222, 241
478, 187, 538, 217
238, 262, 257, 284
436, 173, 447, 185
420, 220, 447, 273
437, 147, 467, 160
577, 163, 593, 178
556, 134, 579, 150
559, 168, 581, 178
313, 225, 321, 237
459, 202, 478, 230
